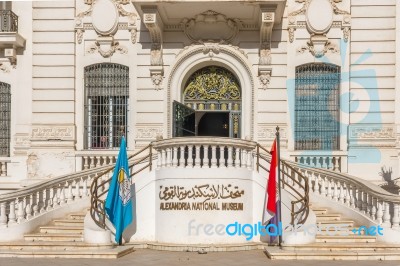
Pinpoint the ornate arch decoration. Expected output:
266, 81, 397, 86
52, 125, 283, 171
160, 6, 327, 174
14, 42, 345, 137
167, 43, 255, 139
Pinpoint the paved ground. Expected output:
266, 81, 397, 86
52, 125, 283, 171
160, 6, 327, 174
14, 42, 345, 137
1, 250, 400, 266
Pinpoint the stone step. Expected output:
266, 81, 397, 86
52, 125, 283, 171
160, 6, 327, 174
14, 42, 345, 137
264, 247, 400, 260
315, 214, 341, 221
24, 233, 84, 242
315, 235, 376, 243
68, 213, 86, 220
311, 208, 328, 215
39, 226, 84, 234
316, 220, 354, 226
53, 219, 84, 227
0, 245, 134, 258
282, 242, 400, 251
0, 241, 113, 251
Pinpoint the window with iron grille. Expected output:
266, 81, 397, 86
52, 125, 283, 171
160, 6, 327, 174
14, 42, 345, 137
84, 63, 129, 149
0, 82, 10, 156
295, 63, 340, 150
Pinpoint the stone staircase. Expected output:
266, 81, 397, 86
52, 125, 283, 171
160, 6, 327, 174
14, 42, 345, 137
265, 206, 400, 260
0, 209, 134, 258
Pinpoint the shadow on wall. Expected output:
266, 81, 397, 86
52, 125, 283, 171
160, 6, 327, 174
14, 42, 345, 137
122, 183, 137, 241
379, 166, 400, 195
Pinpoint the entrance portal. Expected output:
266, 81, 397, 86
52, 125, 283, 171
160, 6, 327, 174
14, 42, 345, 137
173, 66, 241, 138
197, 112, 229, 137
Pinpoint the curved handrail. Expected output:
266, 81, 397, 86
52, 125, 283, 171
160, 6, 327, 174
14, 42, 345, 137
256, 144, 310, 225
90, 144, 153, 229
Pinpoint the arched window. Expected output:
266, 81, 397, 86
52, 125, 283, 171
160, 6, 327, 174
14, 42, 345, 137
84, 63, 129, 149
295, 63, 340, 150
0, 82, 10, 156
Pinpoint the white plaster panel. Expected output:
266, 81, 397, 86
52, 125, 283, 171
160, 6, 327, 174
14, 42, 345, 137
33, 1, 74, 8
351, 6, 395, 17
33, 55, 75, 66
33, 43, 75, 55
136, 90, 165, 101
33, 20, 75, 31
352, 18, 395, 30
349, 100, 394, 113
350, 65, 395, 77
136, 113, 164, 124
350, 113, 394, 124
351, 29, 395, 41
33, 90, 75, 101
258, 89, 288, 101
136, 101, 164, 113
33, 78, 75, 89
32, 101, 75, 113
33, 66, 75, 78
257, 113, 287, 124
350, 88, 394, 101
32, 113, 75, 124
257, 101, 287, 113
33, 32, 75, 43
32, 8, 75, 20
351, 0, 395, 6
350, 77, 395, 89
351, 41, 395, 53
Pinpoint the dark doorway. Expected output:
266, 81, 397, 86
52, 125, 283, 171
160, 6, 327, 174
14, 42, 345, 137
197, 112, 229, 137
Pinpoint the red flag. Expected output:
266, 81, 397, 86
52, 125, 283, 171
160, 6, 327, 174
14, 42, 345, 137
266, 139, 277, 214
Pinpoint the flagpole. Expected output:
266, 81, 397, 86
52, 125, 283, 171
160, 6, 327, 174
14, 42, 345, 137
276, 126, 283, 247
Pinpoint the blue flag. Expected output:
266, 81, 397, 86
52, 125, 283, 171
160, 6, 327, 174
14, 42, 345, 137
105, 137, 133, 244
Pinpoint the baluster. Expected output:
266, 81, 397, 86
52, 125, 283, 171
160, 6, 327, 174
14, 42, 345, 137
172, 147, 179, 167
89, 156, 94, 168
194, 145, 200, 168
349, 184, 355, 208
327, 178, 332, 199
48, 187, 54, 210
392, 204, 400, 229
233, 148, 238, 167
320, 176, 326, 196
165, 148, 171, 167
74, 179, 81, 199
371, 197, 377, 221
40, 189, 47, 213
241, 149, 246, 168
376, 200, 383, 224
83, 157, 89, 170
367, 194, 373, 218
178, 147, 184, 167
345, 183, 351, 206
362, 191, 368, 214
312, 173, 318, 193
25, 195, 33, 220
246, 149, 252, 170
211, 145, 217, 168
157, 150, 162, 169
60, 184, 66, 205
339, 182, 344, 203
17, 198, 25, 223
66, 181, 73, 203
0, 202, 7, 227
357, 189, 363, 211
8, 200, 16, 224
161, 149, 166, 167
188, 145, 193, 167
82, 177, 88, 197
33, 191, 39, 215
227, 146, 233, 168
383, 202, 391, 226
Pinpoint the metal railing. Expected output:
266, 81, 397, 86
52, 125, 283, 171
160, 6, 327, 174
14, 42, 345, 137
0, 10, 18, 32
256, 144, 310, 225
90, 145, 153, 229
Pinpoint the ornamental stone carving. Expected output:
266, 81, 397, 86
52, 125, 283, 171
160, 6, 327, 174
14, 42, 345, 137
75, 0, 137, 56
135, 126, 164, 140
86, 38, 128, 58
288, 0, 351, 57
181, 10, 241, 44
31, 126, 75, 141
258, 125, 287, 140
350, 126, 396, 140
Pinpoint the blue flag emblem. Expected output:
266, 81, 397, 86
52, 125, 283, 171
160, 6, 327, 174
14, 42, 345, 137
105, 137, 133, 244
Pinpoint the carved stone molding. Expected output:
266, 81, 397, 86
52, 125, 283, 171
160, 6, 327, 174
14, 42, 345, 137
258, 66, 272, 90
181, 10, 241, 44
86, 37, 128, 58
150, 66, 164, 90
177, 43, 247, 59
350, 126, 396, 140
0, 62, 10, 73
31, 126, 75, 141
75, 0, 138, 46
14, 133, 30, 155
297, 37, 338, 58
259, 10, 274, 66
135, 125, 164, 140
288, 0, 351, 54
258, 125, 287, 140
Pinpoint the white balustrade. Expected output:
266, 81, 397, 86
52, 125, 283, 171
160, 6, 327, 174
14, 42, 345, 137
292, 155, 345, 172
77, 152, 118, 170
153, 137, 257, 170
0, 163, 110, 227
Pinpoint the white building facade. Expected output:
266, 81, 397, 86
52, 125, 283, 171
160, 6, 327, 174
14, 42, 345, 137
0, 0, 399, 190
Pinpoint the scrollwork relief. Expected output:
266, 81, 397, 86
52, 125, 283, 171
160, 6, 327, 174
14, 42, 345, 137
86, 41, 128, 58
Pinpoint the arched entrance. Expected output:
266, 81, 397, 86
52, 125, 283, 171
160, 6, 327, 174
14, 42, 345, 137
173, 66, 241, 138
